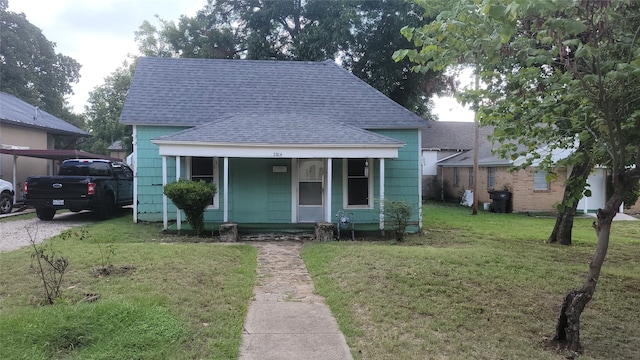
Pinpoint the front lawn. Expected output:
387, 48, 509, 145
302, 203, 640, 360
0, 215, 256, 359
2, 205, 638, 359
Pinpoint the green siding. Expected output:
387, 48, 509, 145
328, 129, 421, 230
136, 126, 188, 222
228, 158, 292, 223
135, 125, 420, 229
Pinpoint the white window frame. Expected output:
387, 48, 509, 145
534, 170, 550, 190
487, 167, 496, 188
453, 168, 459, 186
343, 158, 374, 209
468, 167, 474, 187
188, 156, 219, 209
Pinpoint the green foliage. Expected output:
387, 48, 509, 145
81, 60, 135, 155
0, 6, 80, 117
397, 1, 640, 350
164, 179, 216, 236
136, 0, 446, 116
383, 199, 413, 242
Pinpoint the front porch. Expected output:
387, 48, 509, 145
164, 221, 386, 239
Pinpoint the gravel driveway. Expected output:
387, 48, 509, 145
0, 211, 95, 253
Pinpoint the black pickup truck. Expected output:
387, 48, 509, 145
24, 159, 133, 220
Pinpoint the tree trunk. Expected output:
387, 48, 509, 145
548, 155, 593, 246
548, 205, 578, 246
552, 191, 622, 353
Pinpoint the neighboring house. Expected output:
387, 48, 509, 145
432, 122, 639, 213
108, 140, 126, 160
421, 121, 475, 200
0, 91, 89, 198
119, 57, 426, 232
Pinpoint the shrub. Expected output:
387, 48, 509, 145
164, 179, 216, 236
383, 199, 413, 242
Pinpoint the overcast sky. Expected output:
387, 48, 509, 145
8, 0, 205, 112
8, 0, 474, 121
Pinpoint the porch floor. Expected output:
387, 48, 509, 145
165, 222, 384, 238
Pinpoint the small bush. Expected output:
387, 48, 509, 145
383, 199, 413, 242
164, 179, 216, 236
27, 226, 69, 305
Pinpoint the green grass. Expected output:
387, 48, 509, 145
2, 205, 638, 359
302, 203, 640, 360
0, 213, 256, 359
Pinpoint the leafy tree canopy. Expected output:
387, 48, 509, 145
82, 60, 135, 155
396, 0, 640, 353
0, 3, 81, 119
136, 0, 448, 118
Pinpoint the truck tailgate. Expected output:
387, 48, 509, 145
26, 176, 91, 201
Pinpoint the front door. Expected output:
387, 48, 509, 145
298, 159, 324, 222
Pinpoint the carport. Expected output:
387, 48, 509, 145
0, 149, 122, 205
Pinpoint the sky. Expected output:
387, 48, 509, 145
8, 0, 474, 122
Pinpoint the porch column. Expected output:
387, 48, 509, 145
132, 125, 138, 223
379, 158, 385, 233
223, 157, 229, 222
325, 158, 332, 222
162, 156, 168, 230
176, 156, 181, 231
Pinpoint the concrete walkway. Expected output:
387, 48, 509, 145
585, 212, 638, 221
239, 241, 353, 360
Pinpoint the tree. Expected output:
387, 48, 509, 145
136, 0, 447, 116
82, 60, 135, 155
0, 4, 81, 118
396, 0, 640, 354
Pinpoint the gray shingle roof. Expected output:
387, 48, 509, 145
155, 114, 404, 146
437, 125, 515, 167
120, 57, 426, 130
0, 92, 88, 137
422, 121, 476, 150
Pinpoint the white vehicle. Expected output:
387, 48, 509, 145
0, 179, 14, 214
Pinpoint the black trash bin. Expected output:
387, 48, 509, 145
488, 190, 512, 213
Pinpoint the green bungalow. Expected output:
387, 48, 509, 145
119, 57, 425, 234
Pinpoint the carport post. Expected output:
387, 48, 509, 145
13, 154, 17, 204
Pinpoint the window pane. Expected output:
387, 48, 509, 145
488, 167, 495, 188
192, 157, 213, 176
299, 182, 322, 205
534, 171, 549, 190
348, 178, 368, 205
191, 157, 216, 205
348, 159, 367, 177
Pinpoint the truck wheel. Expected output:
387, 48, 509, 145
94, 194, 114, 220
36, 207, 56, 220
0, 193, 12, 214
